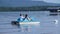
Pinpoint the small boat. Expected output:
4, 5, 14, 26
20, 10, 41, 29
49, 12, 58, 16
11, 21, 40, 25
49, 14, 58, 16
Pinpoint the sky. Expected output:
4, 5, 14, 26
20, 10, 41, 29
32, 0, 60, 3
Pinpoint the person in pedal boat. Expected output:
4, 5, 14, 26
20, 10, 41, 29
24, 14, 32, 22
17, 14, 32, 22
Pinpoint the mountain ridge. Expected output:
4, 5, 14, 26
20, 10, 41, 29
0, 1, 60, 7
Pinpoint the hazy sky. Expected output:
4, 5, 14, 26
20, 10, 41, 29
32, 0, 60, 3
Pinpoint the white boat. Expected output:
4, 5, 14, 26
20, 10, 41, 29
19, 22, 40, 25
11, 21, 40, 25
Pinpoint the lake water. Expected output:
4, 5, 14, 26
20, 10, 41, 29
0, 11, 59, 34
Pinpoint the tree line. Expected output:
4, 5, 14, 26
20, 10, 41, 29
0, 6, 59, 11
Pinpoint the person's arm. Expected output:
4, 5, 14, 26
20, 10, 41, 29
27, 17, 32, 21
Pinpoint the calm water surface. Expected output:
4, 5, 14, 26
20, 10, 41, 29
0, 11, 59, 34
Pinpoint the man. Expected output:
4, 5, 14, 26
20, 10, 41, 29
24, 14, 32, 22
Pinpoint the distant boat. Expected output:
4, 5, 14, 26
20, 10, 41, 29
57, 9, 60, 12
49, 9, 60, 13
49, 12, 58, 16
49, 14, 58, 16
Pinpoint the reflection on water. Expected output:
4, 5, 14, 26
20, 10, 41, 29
11, 23, 40, 32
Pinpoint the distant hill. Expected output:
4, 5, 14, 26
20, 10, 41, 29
0, 0, 60, 7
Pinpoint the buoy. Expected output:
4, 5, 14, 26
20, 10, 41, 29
54, 19, 58, 24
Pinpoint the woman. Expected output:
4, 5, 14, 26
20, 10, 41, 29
17, 14, 25, 22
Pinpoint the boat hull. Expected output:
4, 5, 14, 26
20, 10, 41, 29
19, 22, 40, 25
11, 21, 40, 25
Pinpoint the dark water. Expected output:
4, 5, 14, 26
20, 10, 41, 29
0, 11, 59, 34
